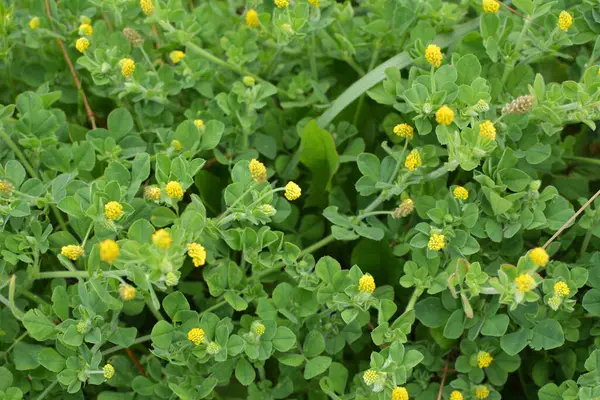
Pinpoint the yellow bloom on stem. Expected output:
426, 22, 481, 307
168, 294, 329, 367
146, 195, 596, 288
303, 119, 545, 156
187, 328, 205, 345
170, 50, 185, 64
249, 159, 267, 184
450, 391, 463, 400
99, 240, 119, 264
404, 150, 422, 172
359, 274, 376, 294
548, 295, 562, 310
477, 351, 493, 368
165, 181, 184, 199
362, 369, 378, 385
119, 284, 136, 301
554, 281, 570, 297
171, 139, 182, 150
435, 105, 454, 125
78, 23, 93, 36
61, 245, 84, 260
187, 242, 207, 267
392, 387, 409, 400
152, 229, 172, 249
76, 37, 90, 53
140, 0, 155, 16
425, 44, 443, 68
246, 9, 259, 27
482, 0, 500, 13
103, 364, 115, 379
453, 186, 469, 200
105, 201, 123, 220
285, 182, 301, 200
274, 0, 289, 8
120, 58, 135, 78
558, 11, 573, 31
29, 17, 40, 30
308, 0, 320, 7
394, 123, 414, 139
251, 321, 265, 336
243, 76, 256, 86
479, 120, 496, 140
0, 180, 13, 195
515, 274, 535, 292
144, 185, 161, 201
529, 247, 549, 267
428, 234, 445, 251
475, 386, 489, 399
194, 119, 204, 130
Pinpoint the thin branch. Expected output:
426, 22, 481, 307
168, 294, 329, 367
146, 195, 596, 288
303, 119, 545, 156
437, 356, 450, 400
125, 348, 146, 376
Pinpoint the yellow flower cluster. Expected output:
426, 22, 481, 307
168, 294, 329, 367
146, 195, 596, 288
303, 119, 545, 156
194, 119, 204, 130
453, 186, 468, 200
103, 364, 115, 379
554, 281, 570, 297
152, 229, 172, 249
436, 105, 454, 125
165, 181, 184, 199
171, 139, 182, 150
285, 181, 301, 200
29, 17, 40, 30
479, 120, 496, 140
99, 239, 119, 263
450, 391, 463, 400
529, 247, 549, 267
140, 0, 155, 16
425, 44, 443, 68
246, 9, 259, 27
144, 185, 161, 201
249, 159, 267, 184
120, 58, 135, 78
188, 328, 205, 345
105, 201, 123, 220
391, 387, 409, 400
76, 37, 90, 53
393, 123, 414, 139
515, 274, 535, 292
362, 369, 378, 385
206, 342, 220, 354
359, 274, 376, 294
61, 245, 84, 260
119, 284, 136, 301
170, 51, 185, 64
187, 242, 207, 267
404, 150, 422, 171
0, 180, 13, 195
475, 386, 489, 399
243, 76, 256, 87
477, 351, 493, 368
428, 233, 445, 251
482, 0, 499, 13
252, 321, 265, 336
558, 11, 572, 31
78, 23, 93, 36
274, 0, 289, 8
308, 0, 320, 7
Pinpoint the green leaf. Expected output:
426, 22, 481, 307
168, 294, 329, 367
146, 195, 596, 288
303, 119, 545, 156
304, 356, 332, 379
107, 108, 134, 141
278, 354, 305, 367
5, 160, 26, 188
108, 327, 137, 348
583, 288, 600, 315
443, 309, 465, 339
162, 292, 190, 320
151, 321, 174, 349
128, 219, 155, 243
201, 120, 224, 151
12, 342, 44, 371
500, 329, 532, 356
38, 348, 65, 372
415, 297, 451, 328
272, 327, 296, 352
481, 314, 509, 337
456, 54, 481, 85
235, 358, 256, 386
303, 330, 326, 358
530, 319, 564, 351
224, 291, 248, 311
512, 0, 534, 14
498, 169, 531, 192
0, 367, 13, 391
22, 309, 56, 341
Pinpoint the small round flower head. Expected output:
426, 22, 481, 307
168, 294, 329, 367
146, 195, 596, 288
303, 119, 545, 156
450, 391, 463, 400
260, 204, 277, 216
249, 159, 267, 184
281, 23, 292, 33
61, 245, 84, 261
393, 123, 414, 140
285, 181, 301, 201
120, 58, 135, 78
475, 99, 490, 112
425, 44, 443, 68
140, 0, 155, 15
206, 341, 220, 355
515, 274, 535, 292
122, 27, 143, 47
548, 295, 562, 311
359, 274, 376, 294
103, 364, 115, 379
165, 181, 184, 199
99, 239, 119, 264
363, 369, 378, 386
152, 229, 172, 249
436, 105, 454, 125
251, 321, 265, 336
274, 0, 289, 8
404, 150, 422, 172
170, 50, 185, 64
119, 284, 136, 301
558, 11, 573, 31
187, 328, 205, 345
502, 94, 535, 115
392, 387, 408, 400
246, 9, 259, 27
482, 0, 500, 13
76, 320, 91, 334
392, 198, 414, 218
453, 186, 469, 200
428, 233, 445, 251
171, 139, 182, 150
308, 0, 320, 6
475, 385, 489, 399
78, 23, 93, 36
104, 201, 123, 220
144, 185, 161, 201
0, 180, 14, 195
29, 17, 40, 30
529, 247, 549, 267
243, 76, 256, 86
194, 119, 204, 130
477, 351, 493, 368
554, 281, 570, 297
187, 242, 207, 267
479, 120, 496, 140
76, 37, 90, 53
165, 271, 179, 287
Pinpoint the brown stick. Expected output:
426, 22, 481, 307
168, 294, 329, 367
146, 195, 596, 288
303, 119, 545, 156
44, 0, 97, 129
125, 348, 146, 376
437, 356, 450, 400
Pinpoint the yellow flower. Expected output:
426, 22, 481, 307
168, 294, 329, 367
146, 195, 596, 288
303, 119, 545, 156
171, 139, 182, 150
475, 385, 489, 399
29, 17, 40, 30
404, 150, 422, 172
165, 181, 184, 199
243, 76, 256, 86
120, 58, 135, 78
140, 0, 155, 16
246, 9, 259, 27
428, 233, 445, 251
78, 23, 93, 36
152, 229, 172, 249
103, 364, 115, 379
76, 37, 90, 53
477, 351, 493, 368
529, 247, 549, 267
249, 159, 267, 184
251, 321, 265, 336
206, 341, 220, 354
144, 185, 161, 201
188, 328, 205, 345
187, 242, 207, 267
558, 11, 573, 31
482, 0, 500, 13
548, 295, 562, 310
554, 281, 570, 297
515, 274, 536, 292
362, 369, 378, 385
479, 120, 496, 140
61, 245, 84, 260
450, 391, 463, 400
99, 240, 119, 264
394, 123, 414, 139
104, 201, 123, 220
194, 119, 204, 130
425, 44, 443, 68
359, 274, 376, 294
165, 271, 179, 286
308, 0, 320, 7
260, 204, 277, 216
285, 181, 301, 200
435, 105, 454, 125
453, 186, 469, 200
392, 387, 409, 400
0, 180, 14, 195
274, 0, 289, 8
119, 284, 136, 301
170, 50, 185, 64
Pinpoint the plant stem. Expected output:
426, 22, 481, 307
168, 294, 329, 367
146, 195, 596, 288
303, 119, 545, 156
500, 13, 533, 87
581, 224, 595, 257
139, 46, 159, 75
564, 156, 600, 166
34, 270, 129, 279
216, 182, 257, 224
309, 33, 318, 81
102, 334, 152, 356
404, 287, 423, 314
35, 380, 58, 400
146, 298, 165, 321
3, 332, 28, 357
299, 234, 335, 257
